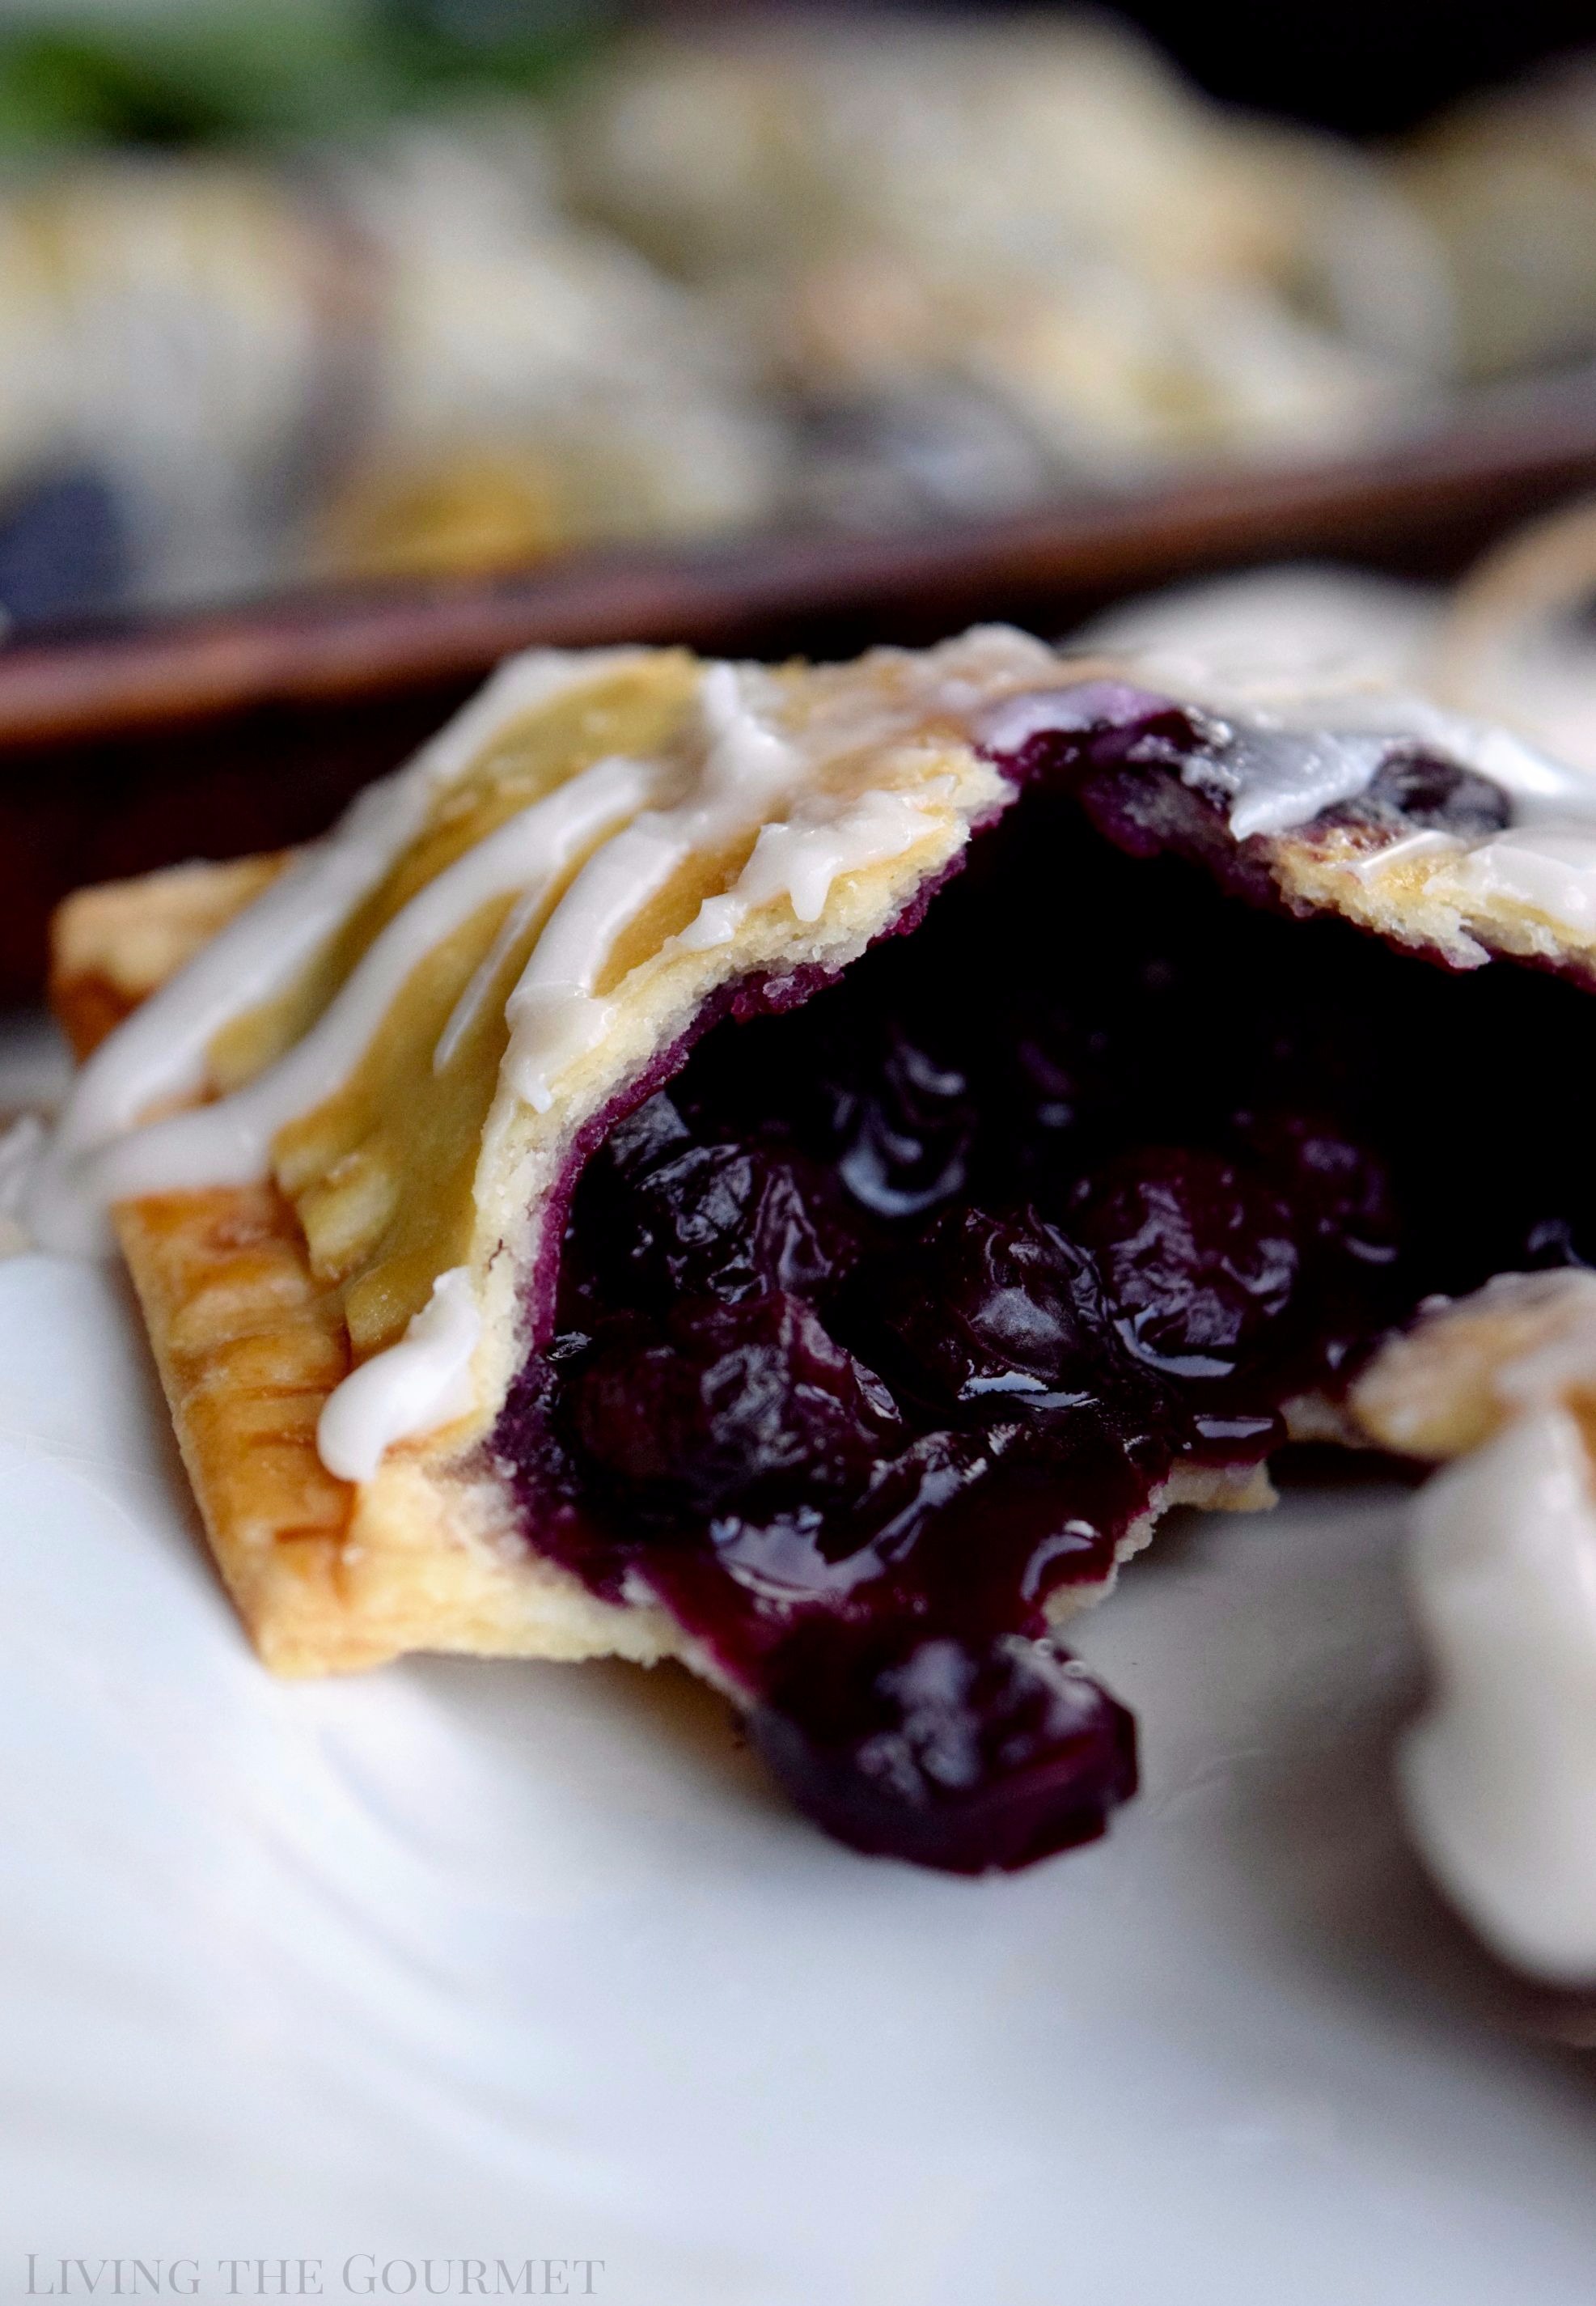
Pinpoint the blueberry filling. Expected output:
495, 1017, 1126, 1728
493, 702, 1596, 1873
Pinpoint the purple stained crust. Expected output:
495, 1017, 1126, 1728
491, 683, 1587, 1874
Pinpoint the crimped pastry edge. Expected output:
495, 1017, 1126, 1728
56, 855, 681, 1676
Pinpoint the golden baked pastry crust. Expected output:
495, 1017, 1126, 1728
56, 850, 684, 1677
53, 855, 289, 1059
114, 1172, 685, 1676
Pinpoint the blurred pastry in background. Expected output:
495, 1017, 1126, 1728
1403, 59, 1596, 380
312, 117, 786, 580
0, 6, 1595, 621
561, 14, 1448, 495
0, 150, 338, 613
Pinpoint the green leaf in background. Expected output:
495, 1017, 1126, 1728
0, 0, 620, 153
378, 0, 623, 101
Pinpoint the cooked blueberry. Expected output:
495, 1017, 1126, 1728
870, 1204, 1123, 1409
569, 1291, 897, 1515
1073, 1148, 1298, 1376
836, 1025, 977, 1218
751, 1626, 1137, 1873
984, 692, 1218, 790
1237, 1110, 1396, 1261
908, 1442, 1149, 1621
590, 1118, 853, 1306
603, 1092, 694, 1175
1364, 750, 1511, 837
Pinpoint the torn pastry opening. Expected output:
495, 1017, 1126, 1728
37, 634, 1596, 1884
492, 702, 1596, 1874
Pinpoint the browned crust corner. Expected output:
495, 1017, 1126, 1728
50, 854, 681, 1680
114, 1169, 675, 1677
53, 854, 289, 1058
52, 856, 382, 1672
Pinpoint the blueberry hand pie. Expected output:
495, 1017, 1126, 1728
34, 625, 1596, 1881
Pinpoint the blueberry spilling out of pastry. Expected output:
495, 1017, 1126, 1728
494, 733, 1596, 1868
33, 627, 1596, 1903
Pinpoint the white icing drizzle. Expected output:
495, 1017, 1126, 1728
1192, 727, 1394, 841
1434, 719, 1596, 818
1403, 1402, 1596, 1982
1342, 827, 1458, 885
28, 639, 990, 1480
316, 1265, 481, 1484
679, 786, 949, 952
506, 662, 810, 1113
697, 657, 799, 790
432, 888, 540, 1077
27, 777, 430, 1256
507, 684, 964, 1109
977, 667, 1596, 851
78, 754, 652, 1213
975, 685, 1108, 758
27, 646, 646, 1257
1444, 828, 1596, 938
506, 812, 703, 1113
1234, 693, 1596, 829
973, 682, 1409, 841
924, 623, 1061, 718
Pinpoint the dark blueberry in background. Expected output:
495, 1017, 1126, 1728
751, 1626, 1138, 1874
0, 467, 127, 625
791, 383, 1053, 527
1073, 1147, 1298, 1378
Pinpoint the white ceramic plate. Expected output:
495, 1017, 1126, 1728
4, 1244, 1596, 2306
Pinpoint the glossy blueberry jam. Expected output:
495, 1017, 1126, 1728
493, 702, 1596, 1872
